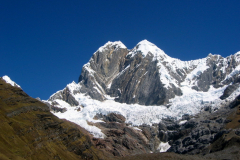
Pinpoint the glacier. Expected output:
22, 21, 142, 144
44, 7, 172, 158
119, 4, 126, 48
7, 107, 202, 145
46, 80, 240, 139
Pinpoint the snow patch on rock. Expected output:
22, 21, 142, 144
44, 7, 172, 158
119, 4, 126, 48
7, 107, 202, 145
2, 75, 21, 88
158, 142, 171, 152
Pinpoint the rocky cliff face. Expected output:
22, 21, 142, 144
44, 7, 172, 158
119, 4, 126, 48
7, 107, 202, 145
77, 40, 240, 106
78, 41, 129, 102
48, 40, 240, 107
167, 94, 240, 159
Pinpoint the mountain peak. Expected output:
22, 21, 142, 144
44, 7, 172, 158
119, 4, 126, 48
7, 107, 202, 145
128, 39, 167, 59
1, 75, 21, 88
138, 39, 153, 45
98, 41, 127, 52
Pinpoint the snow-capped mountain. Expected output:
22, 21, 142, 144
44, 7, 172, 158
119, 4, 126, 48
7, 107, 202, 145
2, 40, 240, 157
46, 40, 240, 142
78, 40, 240, 105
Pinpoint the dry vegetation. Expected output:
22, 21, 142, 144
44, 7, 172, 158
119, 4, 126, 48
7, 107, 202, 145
0, 78, 108, 160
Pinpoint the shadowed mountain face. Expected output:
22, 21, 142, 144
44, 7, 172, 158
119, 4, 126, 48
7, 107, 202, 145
0, 78, 109, 160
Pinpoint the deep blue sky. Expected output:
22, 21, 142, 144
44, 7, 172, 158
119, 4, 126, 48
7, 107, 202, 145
1, 0, 240, 100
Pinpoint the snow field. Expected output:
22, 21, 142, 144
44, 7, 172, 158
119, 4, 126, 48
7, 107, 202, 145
48, 80, 240, 139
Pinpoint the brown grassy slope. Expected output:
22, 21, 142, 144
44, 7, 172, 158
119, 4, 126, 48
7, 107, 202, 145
117, 152, 211, 160
0, 78, 108, 160
226, 98, 240, 130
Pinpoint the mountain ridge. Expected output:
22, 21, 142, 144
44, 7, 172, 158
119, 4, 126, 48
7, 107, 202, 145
77, 40, 240, 106
2, 40, 240, 159
46, 40, 240, 139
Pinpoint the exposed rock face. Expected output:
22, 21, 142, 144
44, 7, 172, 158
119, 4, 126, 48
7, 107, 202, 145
78, 41, 129, 102
94, 113, 126, 123
108, 53, 182, 105
75, 41, 240, 106
220, 83, 240, 100
78, 40, 184, 105
167, 94, 240, 158
48, 41, 240, 107
195, 54, 240, 91
92, 113, 161, 156
49, 82, 80, 106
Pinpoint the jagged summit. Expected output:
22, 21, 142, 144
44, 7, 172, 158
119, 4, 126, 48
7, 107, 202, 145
48, 39, 240, 106
97, 41, 127, 53
127, 39, 169, 61
55, 40, 240, 106
96, 40, 168, 60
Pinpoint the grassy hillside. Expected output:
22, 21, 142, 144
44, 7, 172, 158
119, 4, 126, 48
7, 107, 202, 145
0, 78, 108, 160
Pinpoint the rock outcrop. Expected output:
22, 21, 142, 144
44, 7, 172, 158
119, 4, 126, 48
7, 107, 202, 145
167, 94, 240, 159
92, 113, 160, 156
220, 83, 240, 100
